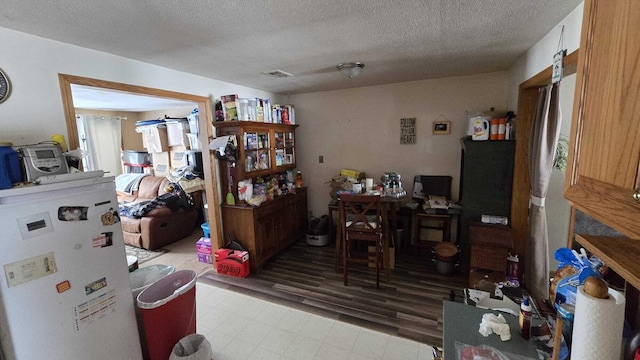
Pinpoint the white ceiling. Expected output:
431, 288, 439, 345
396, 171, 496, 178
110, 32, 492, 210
2, 0, 581, 100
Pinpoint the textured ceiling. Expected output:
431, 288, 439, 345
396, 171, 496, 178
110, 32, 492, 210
1, 0, 582, 95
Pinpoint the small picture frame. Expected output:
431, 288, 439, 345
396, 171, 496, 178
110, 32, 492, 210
433, 120, 451, 135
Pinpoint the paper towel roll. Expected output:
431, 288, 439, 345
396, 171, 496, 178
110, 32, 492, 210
571, 286, 625, 360
365, 178, 374, 192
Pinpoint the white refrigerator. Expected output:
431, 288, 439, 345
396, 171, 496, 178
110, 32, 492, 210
0, 177, 142, 360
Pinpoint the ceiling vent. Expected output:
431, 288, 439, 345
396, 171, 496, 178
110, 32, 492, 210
262, 70, 293, 78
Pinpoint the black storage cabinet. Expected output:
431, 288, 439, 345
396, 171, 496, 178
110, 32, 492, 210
458, 137, 515, 273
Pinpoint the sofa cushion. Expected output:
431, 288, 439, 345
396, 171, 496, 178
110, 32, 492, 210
137, 176, 169, 200
120, 217, 141, 233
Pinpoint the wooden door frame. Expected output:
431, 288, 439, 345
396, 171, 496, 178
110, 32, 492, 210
510, 50, 578, 283
58, 74, 223, 249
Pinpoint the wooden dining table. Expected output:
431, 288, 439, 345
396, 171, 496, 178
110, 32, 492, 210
332, 193, 407, 282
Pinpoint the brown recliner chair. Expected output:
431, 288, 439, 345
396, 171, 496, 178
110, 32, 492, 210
117, 176, 199, 250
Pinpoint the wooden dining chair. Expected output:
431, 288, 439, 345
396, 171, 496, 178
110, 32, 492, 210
339, 193, 384, 288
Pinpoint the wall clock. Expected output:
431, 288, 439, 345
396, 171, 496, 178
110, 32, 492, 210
0, 68, 11, 104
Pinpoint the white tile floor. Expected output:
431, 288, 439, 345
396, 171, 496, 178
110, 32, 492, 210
195, 282, 437, 360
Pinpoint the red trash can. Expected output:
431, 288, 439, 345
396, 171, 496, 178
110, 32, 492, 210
137, 270, 197, 360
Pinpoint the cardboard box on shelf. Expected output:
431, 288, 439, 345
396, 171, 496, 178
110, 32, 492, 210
139, 125, 169, 153
215, 248, 250, 278
170, 146, 189, 169
221, 94, 238, 121
166, 120, 189, 147
152, 151, 170, 177
418, 223, 444, 242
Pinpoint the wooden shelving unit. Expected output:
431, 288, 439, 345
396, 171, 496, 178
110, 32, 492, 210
575, 234, 640, 290
213, 121, 306, 273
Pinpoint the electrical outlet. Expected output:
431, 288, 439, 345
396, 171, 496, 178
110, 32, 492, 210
319, 155, 324, 163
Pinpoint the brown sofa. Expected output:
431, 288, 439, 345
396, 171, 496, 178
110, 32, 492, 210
117, 175, 198, 250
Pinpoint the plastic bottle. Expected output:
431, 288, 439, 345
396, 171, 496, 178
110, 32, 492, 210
295, 171, 304, 188
497, 118, 506, 140
519, 296, 532, 339
490, 118, 499, 140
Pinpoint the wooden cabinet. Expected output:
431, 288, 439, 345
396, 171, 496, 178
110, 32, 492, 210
213, 121, 298, 201
565, 0, 640, 238
213, 121, 306, 272
566, 1, 640, 287
221, 188, 307, 272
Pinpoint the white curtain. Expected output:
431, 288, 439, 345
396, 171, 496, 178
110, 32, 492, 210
526, 83, 562, 301
76, 115, 122, 176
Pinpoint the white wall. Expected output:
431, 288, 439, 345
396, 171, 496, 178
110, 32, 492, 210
290, 72, 508, 217
507, 3, 584, 110
0, 27, 283, 146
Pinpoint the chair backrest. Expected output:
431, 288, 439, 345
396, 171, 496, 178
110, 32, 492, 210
411, 175, 452, 203
339, 194, 383, 233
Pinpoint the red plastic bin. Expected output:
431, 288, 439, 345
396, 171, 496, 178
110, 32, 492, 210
137, 270, 197, 360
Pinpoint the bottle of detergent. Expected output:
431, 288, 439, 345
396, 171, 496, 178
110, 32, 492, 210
470, 116, 490, 141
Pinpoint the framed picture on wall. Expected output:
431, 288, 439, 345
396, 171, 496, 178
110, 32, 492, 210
433, 120, 451, 135
400, 118, 416, 144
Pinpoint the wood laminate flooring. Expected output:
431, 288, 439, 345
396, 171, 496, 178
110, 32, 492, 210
198, 239, 468, 348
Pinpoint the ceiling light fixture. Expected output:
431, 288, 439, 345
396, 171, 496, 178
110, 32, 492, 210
337, 62, 364, 78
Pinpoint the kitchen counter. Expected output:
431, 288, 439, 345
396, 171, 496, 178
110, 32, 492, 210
443, 301, 540, 359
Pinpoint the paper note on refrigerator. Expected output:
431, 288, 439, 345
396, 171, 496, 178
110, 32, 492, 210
4, 251, 57, 287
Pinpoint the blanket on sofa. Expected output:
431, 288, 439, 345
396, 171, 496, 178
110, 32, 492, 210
118, 182, 193, 218
115, 174, 150, 194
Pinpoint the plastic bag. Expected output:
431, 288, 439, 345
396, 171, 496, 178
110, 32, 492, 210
550, 247, 602, 313
455, 342, 536, 360
169, 334, 213, 360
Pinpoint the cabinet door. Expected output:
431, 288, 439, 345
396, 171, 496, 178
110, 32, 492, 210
256, 215, 279, 259
279, 202, 296, 242
243, 130, 271, 174
461, 139, 515, 217
565, 0, 640, 238
274, 131, 296, 170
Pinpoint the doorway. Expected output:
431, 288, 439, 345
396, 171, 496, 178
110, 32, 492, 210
58, 73, 222, 248
510, 50, 578, 283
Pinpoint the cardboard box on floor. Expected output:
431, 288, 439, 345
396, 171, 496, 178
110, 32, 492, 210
215, 248, 250, 278
196, 237, 213, 264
